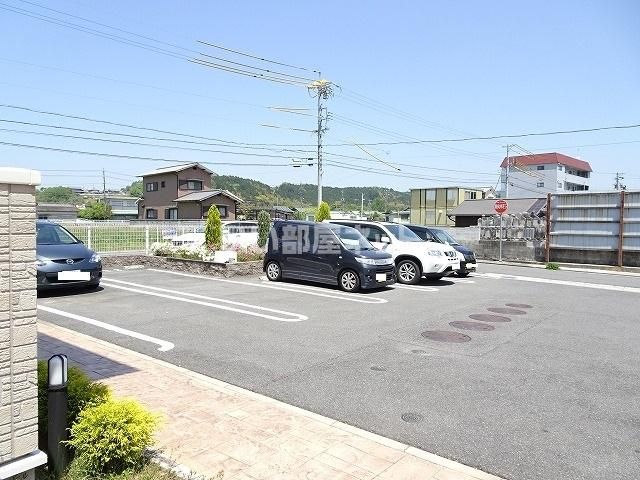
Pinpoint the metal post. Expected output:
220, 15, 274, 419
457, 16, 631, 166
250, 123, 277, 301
47, 354, 68, 478
498, 214, 503, 262
545, 193, 551, 263
145, 225, 150, 255
316, 88, 323, 206
618, 190, 626, 267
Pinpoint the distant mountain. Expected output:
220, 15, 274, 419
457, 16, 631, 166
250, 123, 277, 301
212, 175, 409, 212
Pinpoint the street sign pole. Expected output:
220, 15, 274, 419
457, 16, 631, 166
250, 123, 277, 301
499, 214, 503, 262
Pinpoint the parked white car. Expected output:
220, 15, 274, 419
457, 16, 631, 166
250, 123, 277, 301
328, 220, 460, 284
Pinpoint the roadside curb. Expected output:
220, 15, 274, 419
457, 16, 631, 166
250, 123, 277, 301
38, 320, 504, 480
478, 259, 640, 277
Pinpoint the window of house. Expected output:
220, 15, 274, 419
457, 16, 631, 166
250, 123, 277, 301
537, 182, 545, 188
179, 180, 203, 191
557, 165, 563, 171
146, 182, 158, 192
164, 208, 178, 220
161, 181, 166, 188
465, 191, 477, 200
537, 165, 545, 170
145, 208, 158, 219
217, 205, 228, 218
557, 182, 562, 189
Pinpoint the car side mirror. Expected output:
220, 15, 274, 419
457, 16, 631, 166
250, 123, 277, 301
380, 236, 391, 243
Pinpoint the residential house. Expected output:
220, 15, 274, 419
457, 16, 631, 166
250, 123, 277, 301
36, 202, 78, 219
499, 152, 592, 198
448, 197, 547, 227
81, 194, 139, 219
137, 163, 243, 220
409, 186, 496, 226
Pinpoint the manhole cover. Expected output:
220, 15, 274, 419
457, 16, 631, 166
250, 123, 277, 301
488, 307, 526, 315
370, 366, 386, 372
421, 330, 471, 343
401, 412, 424, 423
411, 349, 427, 355
469, 313, 511, 322
505, 303, 533, 309
449, 321, 495, 331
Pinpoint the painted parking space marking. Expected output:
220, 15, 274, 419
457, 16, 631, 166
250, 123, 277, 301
38, 305, 175, 352
476, 272, 640, 294
101, 280, 307, 322
146, 269, 388, 304
394, 284, 440, 292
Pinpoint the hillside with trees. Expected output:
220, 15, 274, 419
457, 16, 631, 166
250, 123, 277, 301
212, 175, 409, 212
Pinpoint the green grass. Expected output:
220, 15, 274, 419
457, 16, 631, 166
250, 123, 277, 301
64, 226, 174, 253
545, 262, 560, 270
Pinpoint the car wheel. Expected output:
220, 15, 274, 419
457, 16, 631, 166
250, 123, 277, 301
338, 269, 361, 292
396, 259, 420, 285
265, 261, 282, 281
456, 270, 470, 277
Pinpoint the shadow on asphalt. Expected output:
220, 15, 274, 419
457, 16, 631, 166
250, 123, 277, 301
38, 286, 105, 299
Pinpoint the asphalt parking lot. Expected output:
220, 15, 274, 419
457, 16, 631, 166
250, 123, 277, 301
37, 264, 640, 480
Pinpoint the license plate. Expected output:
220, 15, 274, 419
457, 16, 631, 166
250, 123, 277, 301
466, 263, 477, 270
58, 270, 90, 281
375, 273, 387, 282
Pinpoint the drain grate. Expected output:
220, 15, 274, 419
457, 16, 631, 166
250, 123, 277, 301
469, 313, 511, 322
449, 321, 495, 331
505, 303, 533, 309
370, 366, 387, 372
401, 412, 424, 423
488, 307, 526, 315
421, 330, 471, 343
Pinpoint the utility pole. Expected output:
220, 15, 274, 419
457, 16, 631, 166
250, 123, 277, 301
503, 144, 514, 198
102, 168, 106, 202
360, 193, 364, 219
614, 172, 626, 191
308, 77, 334, 206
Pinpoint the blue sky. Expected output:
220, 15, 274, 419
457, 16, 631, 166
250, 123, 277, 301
1, 0, 638, 192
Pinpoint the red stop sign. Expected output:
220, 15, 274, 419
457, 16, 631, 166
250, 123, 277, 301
494, 199, 508, 215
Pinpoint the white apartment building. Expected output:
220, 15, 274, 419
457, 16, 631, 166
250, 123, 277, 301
499, 152, 592, 198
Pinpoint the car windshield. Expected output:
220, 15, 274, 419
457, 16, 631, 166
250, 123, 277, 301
332, 226, 374, 251
385, 224, 424, 242
433, 229, 459, 245
36, 223, 80, 245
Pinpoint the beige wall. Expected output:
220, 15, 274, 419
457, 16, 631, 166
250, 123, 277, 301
410, 187, 485, 226
177, 195, 237, 220
0, 168, 46, 480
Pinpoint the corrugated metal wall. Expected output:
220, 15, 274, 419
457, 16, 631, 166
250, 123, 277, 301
549, 191, 639, 266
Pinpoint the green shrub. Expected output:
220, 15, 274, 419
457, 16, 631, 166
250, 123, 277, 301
67, 399, 160, 475
257, 210, 271, 248
37, 361, 110, 451
204, 206, 223, 251
315, 201, 331, 222
545, 262, 560, 270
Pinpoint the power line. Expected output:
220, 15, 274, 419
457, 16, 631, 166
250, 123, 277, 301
0, 140, 316, 167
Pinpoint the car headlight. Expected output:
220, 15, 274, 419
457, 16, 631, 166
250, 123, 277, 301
89, 253, 102, 263
427, 250, 443, 256
355, 257, 376, 265
35, 256, 49, 267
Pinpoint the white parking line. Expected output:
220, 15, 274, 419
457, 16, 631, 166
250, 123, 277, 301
102, 278, 307, 322
38, 305, 175, 352
476, 272, 640, 293
145, 269, 388, 304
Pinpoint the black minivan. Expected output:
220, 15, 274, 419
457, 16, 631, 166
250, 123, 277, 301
263, 221, 395, 292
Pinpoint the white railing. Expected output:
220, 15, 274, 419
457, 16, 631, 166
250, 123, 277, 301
55, 220, 206, 255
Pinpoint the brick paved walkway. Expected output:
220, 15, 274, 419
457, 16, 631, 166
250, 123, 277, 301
38, 321, 502, 480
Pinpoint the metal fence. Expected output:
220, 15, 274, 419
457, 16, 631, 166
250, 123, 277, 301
548, 190, 640, 266
56, 220, 205, 254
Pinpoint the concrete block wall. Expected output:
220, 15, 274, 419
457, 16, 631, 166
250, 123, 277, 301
0, 169, 45, 480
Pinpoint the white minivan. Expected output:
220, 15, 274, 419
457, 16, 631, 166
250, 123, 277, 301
328, 220, 460, 284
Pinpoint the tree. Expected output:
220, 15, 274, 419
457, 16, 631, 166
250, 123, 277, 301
257, 210, 271, 248
315, 201, 331, 222
204, 206, 223, 251
37, 186, 81, 204
124, 181, 143, 197
78, 200, 112, 220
